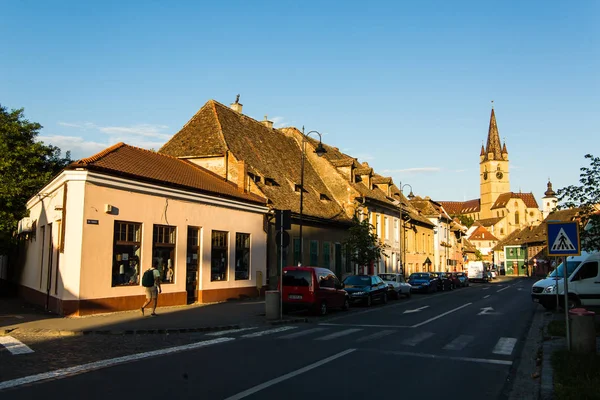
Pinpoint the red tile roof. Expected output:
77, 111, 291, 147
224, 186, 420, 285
438, 199, 481, 215
469, 225, 499, 241
491, 192, 539, 209
69, 143, 267, 205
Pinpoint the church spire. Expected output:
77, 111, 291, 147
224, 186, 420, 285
484, 106, 502, 161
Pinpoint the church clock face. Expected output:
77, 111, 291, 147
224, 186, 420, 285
496, 171, 503, 179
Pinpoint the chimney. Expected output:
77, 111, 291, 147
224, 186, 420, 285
230, 94, 243, 113
237, 160, 247, 193
261, 115, 273, 129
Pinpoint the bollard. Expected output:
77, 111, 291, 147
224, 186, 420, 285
265, 290, 281, 320
569, 308, 596, 354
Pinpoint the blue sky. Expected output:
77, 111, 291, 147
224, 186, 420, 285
1, 0, 598, 204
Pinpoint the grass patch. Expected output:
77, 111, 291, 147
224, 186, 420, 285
552, 350, 600, 400
547, 320, 600, 337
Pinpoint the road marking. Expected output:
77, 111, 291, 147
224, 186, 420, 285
224, 349, 356, 400
319, 323, 411, 329
483, 295, 490, 299
206, 327, 258, 336
492, 337, 517, 355
497, 287, 510, 293
241, 326, 297, 338
0, 337, 234, 391
402, 331, 434, 346
443, 335, 474, 351
403, 306, 430, 314
0, 336, 34, 355
315, 328, 362, 341
482, 287, 490, 290
278, 327, 328, 339
373, 349, 512, 366
355, 330, 396, 343
411, 303, 472, 328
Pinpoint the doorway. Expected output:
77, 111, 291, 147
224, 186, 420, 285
186, 227, 200, 303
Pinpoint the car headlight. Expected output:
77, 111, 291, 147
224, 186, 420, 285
543, 286, 556, 294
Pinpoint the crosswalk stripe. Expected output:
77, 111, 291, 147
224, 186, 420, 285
315, 328, 362, 341
443, 335, 475, 351
492, 337, 517, 355
402, 332, 434, 346
242, 326, 298, 338
278, 328, 329, 339
206, 327, 258, 336
0, 336, 34, 355
355, 330, 395, 343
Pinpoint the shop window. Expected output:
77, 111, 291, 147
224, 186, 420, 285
211, 231, 228, 281
186, 227, 200, 297
293, 238, 300, 266
323, 242, 331, 268
153, 225, 176, 284
112, 221, 142, 287
235, 233, 251, 280
310, 240, 319, 265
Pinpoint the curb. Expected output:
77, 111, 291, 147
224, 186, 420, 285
269, 318, 309, 325
1, 325, 241, 336
541, 338, 562, 400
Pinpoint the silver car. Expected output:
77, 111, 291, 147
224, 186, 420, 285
379, 273, 412, 299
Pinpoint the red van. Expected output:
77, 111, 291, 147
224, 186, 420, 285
282, 266, 349, 315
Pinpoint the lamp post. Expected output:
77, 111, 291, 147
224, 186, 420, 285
298, 127, 327, 266
399, 182, 414, 277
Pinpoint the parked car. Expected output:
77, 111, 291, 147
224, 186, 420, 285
343, 275, 388, 306
431, 272, 453, 291
379, 273, 412, 299
407, 272, 438, 293
454, 272, 469, 287
447, 272, 462, 289
282, 266, 349, 315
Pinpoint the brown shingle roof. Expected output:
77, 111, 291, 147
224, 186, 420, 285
438, 199, 481, 215
491, 192, 539, 209
477, 217, 504, 227
159, 100, 346, 221
69, 143, 267, 205
469, 225, 499, 241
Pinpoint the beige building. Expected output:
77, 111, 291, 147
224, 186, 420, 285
15, 143, 268, 316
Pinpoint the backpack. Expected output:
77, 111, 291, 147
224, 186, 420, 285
142, 269, 155, 287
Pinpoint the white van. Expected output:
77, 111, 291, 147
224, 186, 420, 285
467, 261, 489, 282
531, 251, 599, 309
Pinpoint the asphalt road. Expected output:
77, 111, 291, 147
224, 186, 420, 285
1, 277, 537, 399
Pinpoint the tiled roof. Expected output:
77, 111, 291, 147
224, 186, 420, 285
462, 238, 478, 253
372, 176, 392, 184
69, 143, 267, 204
469, 225, 499, 241
438, 199, 481, 215
491, 192, 539, 209
159, 100, 347, 221
477, 217, 504, 227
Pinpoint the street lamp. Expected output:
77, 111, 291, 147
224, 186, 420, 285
298, 126, 327, 266
399, 182, 414, 276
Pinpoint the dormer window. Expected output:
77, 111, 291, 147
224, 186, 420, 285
248, 173, 261, 183
320, 193, 331, 201
355, 175, 362, 183
265, 178, 278, 186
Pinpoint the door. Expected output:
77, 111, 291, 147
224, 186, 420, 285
570, 261, 599, 306
186, 227, 200, 304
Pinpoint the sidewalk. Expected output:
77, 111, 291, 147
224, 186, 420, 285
0, 296, 306, 335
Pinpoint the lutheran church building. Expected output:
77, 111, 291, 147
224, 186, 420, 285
439, 107, 543, 262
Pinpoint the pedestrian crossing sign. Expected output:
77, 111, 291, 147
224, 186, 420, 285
547, 222, 580, 256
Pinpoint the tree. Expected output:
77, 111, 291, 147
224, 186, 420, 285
0, 105, 71, 253
454, 214, 474, 228
556, 154, 600, 252
343, 216, 388, 272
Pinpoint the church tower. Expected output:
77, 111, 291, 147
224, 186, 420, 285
480, 105, 510, 219
542, 180, 558, 219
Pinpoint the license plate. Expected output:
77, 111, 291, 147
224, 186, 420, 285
288, 294, 302, 300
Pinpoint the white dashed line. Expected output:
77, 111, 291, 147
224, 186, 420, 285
402, 331, 435, 346
0, 336, 34, 355
315, 328, 362, 341
492, 337, 517, 355
241, 326, 297, 338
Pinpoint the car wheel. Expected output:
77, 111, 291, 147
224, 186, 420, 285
383, 292, 388, 304
366, 295, 372, 307
342, 297, 349, 311
566, 295, 581, 310
319, 301, 327, 316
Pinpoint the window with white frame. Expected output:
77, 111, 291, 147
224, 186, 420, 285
211, 231, 228, 281
112, 221, 142, 287
235, 233, 250, 280
153, 225, 176, 284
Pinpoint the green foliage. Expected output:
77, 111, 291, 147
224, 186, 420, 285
343, 216, 388, 268
475, 249, 483, 261
0, 105, 71, 253
556, 154, 600, 252
454, 214, 474, 228
552, 349, 600, 400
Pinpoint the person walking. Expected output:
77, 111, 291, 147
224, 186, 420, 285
141, 262, 161, 316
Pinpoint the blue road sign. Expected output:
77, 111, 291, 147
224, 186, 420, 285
547, 222, 581, 256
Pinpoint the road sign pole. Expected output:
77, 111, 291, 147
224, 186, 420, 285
555, 256, 560, 310
563, 258, 571, 350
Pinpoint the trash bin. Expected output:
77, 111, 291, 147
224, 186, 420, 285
265, 290, 281, 320
569, 308, 596, 353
